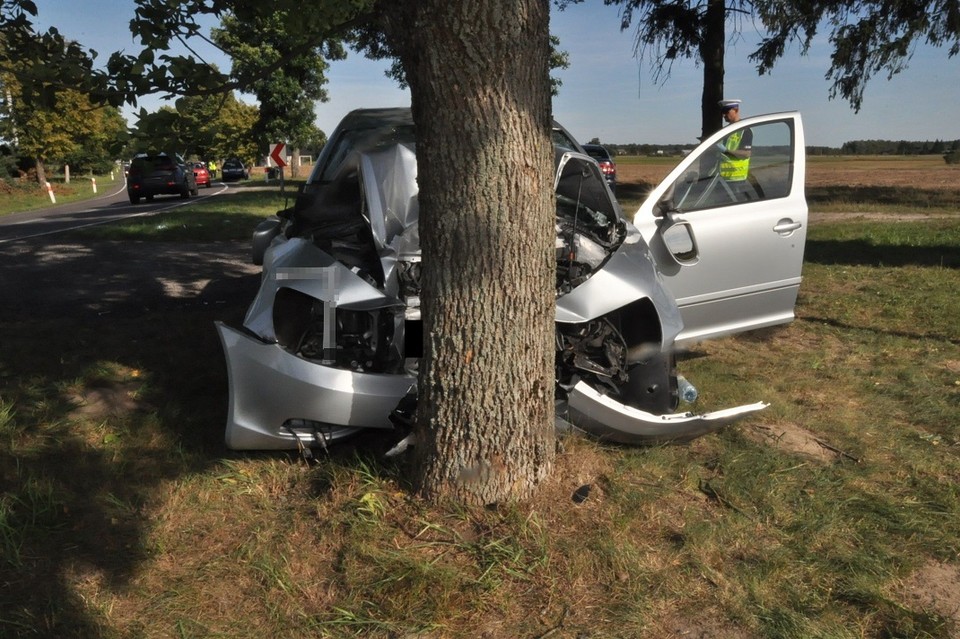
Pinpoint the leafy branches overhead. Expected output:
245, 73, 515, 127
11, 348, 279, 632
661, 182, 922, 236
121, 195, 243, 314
566, 0, 744, 138
606, 0, 750, 83
562, 0, 957, 116
752, 0, 960, 112
0, 0, 372, 110
0, 0, 98, 108
109, 0, 371, 106
211, 11, 345, 150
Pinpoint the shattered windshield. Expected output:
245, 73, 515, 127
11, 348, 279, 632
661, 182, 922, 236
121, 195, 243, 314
315, 125, 418, 184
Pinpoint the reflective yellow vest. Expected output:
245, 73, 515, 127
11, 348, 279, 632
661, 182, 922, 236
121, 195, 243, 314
720, 131, 750, 182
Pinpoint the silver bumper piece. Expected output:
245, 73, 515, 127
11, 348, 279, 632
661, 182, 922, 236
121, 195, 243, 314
216, 322, 415, 450
563, 380, 767, 444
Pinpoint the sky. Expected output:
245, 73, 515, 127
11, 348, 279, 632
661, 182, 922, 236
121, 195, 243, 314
29, 0, 960, 148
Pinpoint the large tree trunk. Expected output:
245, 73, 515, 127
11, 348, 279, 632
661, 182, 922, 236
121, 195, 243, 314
699, 0, 726, 139
385, 0, 556, 504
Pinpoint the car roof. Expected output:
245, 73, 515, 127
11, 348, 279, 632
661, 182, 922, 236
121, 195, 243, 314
336, 107, 581, 147
336, 108, 414, 132
310, 107, 587, 186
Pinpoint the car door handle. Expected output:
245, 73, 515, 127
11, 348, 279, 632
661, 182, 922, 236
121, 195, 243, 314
773, 219, 802, 235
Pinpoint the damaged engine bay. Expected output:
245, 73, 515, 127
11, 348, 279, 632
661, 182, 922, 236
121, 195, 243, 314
216, 109, 768, 451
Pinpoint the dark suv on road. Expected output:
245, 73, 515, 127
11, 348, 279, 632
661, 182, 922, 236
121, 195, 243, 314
221, 158, 249, 181
126, 153, 198, 204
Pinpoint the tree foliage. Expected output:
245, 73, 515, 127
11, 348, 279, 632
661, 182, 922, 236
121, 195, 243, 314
563, 0, 958, 136
751, 0, 960, 112
1, 2, 127, 180
563, 0, 747, 138
211, 11, 344, 152
127, 93, 259, 165
1, 67, 127, 177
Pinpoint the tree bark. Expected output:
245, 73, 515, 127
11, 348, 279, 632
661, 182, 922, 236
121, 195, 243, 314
384, 0, 556, 504
34, 158, 47, 186
699, 0, 725, 139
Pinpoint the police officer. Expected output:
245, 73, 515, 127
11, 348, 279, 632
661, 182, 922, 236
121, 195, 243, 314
717, 99, 752, 183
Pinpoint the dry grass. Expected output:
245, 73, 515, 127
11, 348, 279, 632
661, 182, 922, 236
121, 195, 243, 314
615, 154, 960, 215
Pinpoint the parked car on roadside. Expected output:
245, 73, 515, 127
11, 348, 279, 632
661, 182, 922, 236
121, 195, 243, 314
221, 158, 249, 181
583, 143, 617, 192
126, 153, 198, 204
188, 161, 211, 188
218, 107, 808, 451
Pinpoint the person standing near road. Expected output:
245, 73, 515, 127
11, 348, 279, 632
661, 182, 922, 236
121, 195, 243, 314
717, 99, 752, 182
208, 160, 218, 179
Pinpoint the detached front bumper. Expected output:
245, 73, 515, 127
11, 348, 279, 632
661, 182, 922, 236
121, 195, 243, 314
561, 380, 767, 444
217, 322, 765, 450
216, 322, 415, 450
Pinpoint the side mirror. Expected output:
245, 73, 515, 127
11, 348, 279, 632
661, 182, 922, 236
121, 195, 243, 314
252, 217, 282, 266
660, 220, 700, 266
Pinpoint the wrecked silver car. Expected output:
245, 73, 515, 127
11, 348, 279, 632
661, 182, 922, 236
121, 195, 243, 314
217, 108, 806, 450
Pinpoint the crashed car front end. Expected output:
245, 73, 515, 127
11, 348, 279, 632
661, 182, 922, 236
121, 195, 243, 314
218, 134, 767, 450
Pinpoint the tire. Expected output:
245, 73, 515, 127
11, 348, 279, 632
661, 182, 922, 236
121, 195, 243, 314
129, 195, 140, 204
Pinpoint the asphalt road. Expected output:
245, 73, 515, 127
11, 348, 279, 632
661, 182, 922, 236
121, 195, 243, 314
0, 180, 260, 323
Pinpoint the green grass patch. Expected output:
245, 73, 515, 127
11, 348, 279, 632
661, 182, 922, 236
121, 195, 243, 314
61, 188, 293, 242
0, 173, 123, 217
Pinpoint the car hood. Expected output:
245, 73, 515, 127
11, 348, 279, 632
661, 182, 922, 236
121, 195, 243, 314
248, 142, 680, 347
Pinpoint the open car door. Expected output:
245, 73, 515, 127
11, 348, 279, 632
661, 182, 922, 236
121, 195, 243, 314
632, 112, 807, 346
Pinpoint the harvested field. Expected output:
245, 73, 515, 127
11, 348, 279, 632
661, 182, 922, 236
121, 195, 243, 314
614, 154, 960, 216
616, 154, 960, 190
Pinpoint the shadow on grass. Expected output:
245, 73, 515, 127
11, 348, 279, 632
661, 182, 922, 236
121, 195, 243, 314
807, 184, 960, 209
804, 239, 960, 269
0, 229, 411, 637
796, 312, 960, 346
0, 236, 263, 636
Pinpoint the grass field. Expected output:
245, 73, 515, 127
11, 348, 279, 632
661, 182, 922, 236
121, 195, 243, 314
1, 157, 959, 638
0, 172, 124, 216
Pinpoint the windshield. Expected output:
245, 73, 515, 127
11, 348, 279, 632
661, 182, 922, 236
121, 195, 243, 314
311, 124, 418, 184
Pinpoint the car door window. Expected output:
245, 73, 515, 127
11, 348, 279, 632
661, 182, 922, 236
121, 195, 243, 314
667, 119, 795, 213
